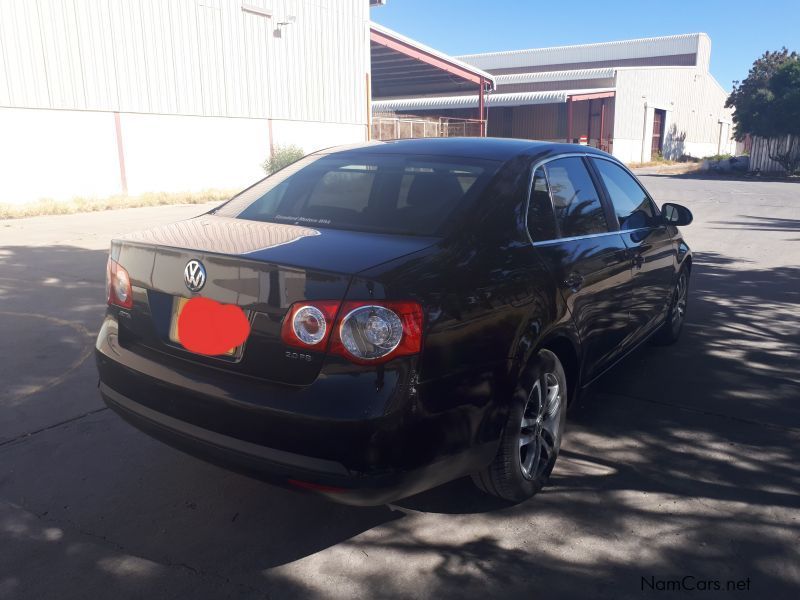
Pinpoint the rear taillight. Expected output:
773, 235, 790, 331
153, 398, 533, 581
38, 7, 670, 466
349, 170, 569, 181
107, 257, 133, 309
280, 300, 423, 365
331, 301, 423, 364
281, 301, 340, 350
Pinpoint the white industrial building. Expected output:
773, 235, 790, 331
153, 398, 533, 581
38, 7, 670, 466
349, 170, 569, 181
373, 33, 736, 164
0, 2, 736, 205
0, 0, 372, 203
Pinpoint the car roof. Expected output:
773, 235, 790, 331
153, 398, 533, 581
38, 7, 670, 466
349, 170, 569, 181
320, 137, 612, 163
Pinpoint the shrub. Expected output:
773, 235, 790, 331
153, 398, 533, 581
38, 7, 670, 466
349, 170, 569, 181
262, 144, 305, 175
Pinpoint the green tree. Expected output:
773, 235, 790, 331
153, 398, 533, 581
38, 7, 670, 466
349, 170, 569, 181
726, 49, 800, 173
771, 60, 800, 133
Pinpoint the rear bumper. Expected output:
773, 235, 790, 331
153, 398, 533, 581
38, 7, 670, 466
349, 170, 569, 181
101, 382, 349, 477
96, 318, 498, 505
100, 382, 407, 505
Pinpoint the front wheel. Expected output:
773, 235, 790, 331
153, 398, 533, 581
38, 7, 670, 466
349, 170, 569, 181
652, 269, 689, 346
472, 349, 567, 502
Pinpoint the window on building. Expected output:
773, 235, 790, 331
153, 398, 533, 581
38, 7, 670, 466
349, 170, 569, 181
544, 157, 608, 237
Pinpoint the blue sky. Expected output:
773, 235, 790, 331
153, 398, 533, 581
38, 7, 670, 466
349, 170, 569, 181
370, 0, 800, 91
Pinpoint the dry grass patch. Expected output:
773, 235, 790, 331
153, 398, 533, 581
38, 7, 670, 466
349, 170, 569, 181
0, 189, 236, 219
626, 159, 701, 173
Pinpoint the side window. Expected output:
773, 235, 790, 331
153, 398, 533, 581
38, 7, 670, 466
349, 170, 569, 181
527, 168, 557, 242
544, 157, 608, 237
592, 159, 658, 229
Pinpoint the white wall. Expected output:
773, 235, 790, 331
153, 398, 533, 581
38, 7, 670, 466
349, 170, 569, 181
0, 0, 371, 204
121, 113, 270, 195
0, 108, 368, 204
270, 120, 368, 155
0, 107, 121, 203
612, 66, 735, 163
122, 113, 366, 195
610, 138, 642, 164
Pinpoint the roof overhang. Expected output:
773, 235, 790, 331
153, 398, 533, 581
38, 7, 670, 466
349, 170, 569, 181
370, 22, 495, 99
373, 89, 615, 113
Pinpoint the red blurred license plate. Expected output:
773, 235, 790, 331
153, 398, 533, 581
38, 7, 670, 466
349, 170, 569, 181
169, 297, 238, 356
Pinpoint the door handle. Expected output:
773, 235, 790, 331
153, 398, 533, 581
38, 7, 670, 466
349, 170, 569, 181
632, 253, 645, 269
563, 272, 584, 292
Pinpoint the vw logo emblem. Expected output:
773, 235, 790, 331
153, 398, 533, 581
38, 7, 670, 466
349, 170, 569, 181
184, 260, 206, 292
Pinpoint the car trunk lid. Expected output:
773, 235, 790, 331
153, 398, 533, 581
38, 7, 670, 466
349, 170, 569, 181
111, 215, 437, 385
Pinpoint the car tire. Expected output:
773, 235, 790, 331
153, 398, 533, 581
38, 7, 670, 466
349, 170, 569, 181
651, 268, 689, 346
471, 349, 567, 503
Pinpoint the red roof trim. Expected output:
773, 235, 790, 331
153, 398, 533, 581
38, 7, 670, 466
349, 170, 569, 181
568, 91, 616, 101
370, 28, 485, 87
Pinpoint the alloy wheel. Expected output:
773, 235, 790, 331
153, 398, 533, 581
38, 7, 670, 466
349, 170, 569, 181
519, 372, 563, 481
672, 273, 688, 328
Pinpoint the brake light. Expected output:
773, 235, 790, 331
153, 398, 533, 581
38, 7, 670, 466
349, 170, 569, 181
280, 300, 423, 365
330, 301, 423, 364
107, 257, 133, 309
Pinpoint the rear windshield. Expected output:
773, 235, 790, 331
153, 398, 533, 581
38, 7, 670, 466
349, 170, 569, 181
215, 153, 500, 236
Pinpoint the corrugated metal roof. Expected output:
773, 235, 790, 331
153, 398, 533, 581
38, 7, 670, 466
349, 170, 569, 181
369, 21, 495, 88
373, 88, 615, 112
495, 68, 615, 85
458, 33, 705, 71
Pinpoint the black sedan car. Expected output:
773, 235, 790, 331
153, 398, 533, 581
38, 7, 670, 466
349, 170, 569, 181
96, 138, 693, 505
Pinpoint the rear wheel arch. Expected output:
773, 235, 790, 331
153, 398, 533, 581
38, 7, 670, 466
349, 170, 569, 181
512, 327, 581, 408
539, 335, 580, 407
480, 329, 579, 447
682, 255, 693, 275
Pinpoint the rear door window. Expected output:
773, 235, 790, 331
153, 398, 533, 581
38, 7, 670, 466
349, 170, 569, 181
221, 153, 499, 236
591, 158, 659, 229
526, 167, 557, 242
544, 157, 609, 238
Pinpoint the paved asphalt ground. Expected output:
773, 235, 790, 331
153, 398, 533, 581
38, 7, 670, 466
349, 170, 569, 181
1, 174, 798, 599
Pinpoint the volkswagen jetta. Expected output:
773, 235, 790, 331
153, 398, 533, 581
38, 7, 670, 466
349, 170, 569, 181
96, 138, 693, 505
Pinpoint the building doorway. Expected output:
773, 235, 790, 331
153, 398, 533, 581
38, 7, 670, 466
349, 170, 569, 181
651, 109, 666, 157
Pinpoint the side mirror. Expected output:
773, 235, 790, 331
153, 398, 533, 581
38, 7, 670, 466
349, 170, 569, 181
661, 203, 693, 226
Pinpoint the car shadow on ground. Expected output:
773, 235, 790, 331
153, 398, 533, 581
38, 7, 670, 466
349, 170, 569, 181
705, 214, 800, 237
1, 244, 799, 598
